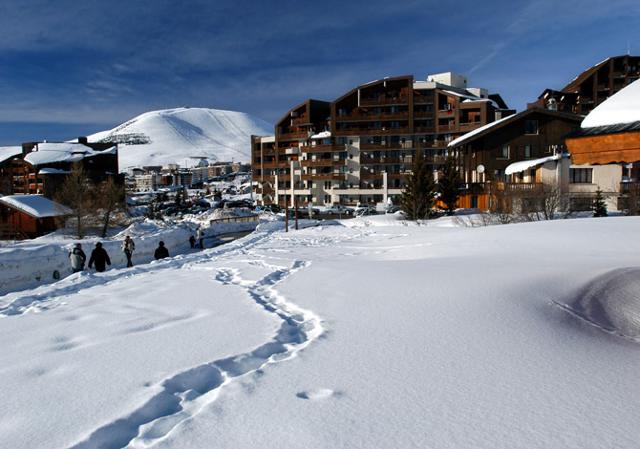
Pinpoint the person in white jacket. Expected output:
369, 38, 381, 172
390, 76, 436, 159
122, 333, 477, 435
69, 243, 86, 273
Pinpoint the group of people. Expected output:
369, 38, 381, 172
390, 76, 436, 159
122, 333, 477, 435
68, 236, 170, 273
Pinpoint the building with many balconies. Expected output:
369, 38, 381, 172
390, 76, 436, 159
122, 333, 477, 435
253, 73, 514, 208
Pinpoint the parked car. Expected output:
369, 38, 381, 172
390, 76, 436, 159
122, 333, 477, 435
354, 204, 377, 215
325, 204, 353, 215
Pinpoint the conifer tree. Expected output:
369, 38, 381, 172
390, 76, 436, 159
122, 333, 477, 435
438, 156, 463, 216
400, 149, 436, 220
592, 188, 608, 217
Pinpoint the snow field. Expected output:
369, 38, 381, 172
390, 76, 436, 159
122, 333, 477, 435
2, 216, 640, 448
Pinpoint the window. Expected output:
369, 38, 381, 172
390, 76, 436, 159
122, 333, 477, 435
570, 168, 593, 184
525, 120, 539, 135
500, 145, 510, 159
524, 145, 532, 158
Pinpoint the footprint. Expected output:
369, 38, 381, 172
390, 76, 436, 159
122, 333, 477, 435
296, 388, 338, 400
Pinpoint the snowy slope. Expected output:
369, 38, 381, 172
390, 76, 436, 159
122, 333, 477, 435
87, 108, 272, 170
2, 217, 640, 448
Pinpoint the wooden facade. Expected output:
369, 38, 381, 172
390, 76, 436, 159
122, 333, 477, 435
449, 108, 583, 208
0, 203, 65, 239
566, 129, 640, 165
530, 55, 640, 115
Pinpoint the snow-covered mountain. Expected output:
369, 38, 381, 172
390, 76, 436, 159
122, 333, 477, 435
87, 107, 272, 170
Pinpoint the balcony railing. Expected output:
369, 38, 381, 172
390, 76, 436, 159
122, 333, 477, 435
360, 142, 404, 150
291, 115, 310, 126
304, 144, 346, 153
301, 173, 345, 181
336, 111, 409, 122
413, 96, 433, 105
359, 95, 409, 106
360, 156, 410, 165
300, 159, 346, 167
278, 131, 309, 140
335, 127, 411, 136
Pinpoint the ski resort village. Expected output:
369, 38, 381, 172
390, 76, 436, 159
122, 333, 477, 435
1, 2, 640, 448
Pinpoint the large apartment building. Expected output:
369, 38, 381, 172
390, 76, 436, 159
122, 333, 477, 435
530, 55, 640, 115
253, 73, 514, 207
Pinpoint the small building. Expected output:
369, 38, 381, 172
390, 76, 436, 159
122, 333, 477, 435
448, 108, 582, 209
565, 78, 640, 211
0, 194, 72, 239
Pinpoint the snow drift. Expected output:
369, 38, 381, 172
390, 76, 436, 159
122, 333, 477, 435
87, 107, 272, 170
561, 267, 640, 340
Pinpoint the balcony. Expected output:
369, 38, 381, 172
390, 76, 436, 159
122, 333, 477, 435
336, 111, 409, 122
304, 144, 346, 153
359, 95, 409, 106
359, 142, 403, 150
360, 156, 409, 165
301, 173, 345, 181
260, 161, 288, 169
335, 127, 411, 136
414, 96, 433, 105
291, 115, 310, 126
414, 126, 435, 133
360, 171, 384, 180
458, 122, 482, 132
278, 131, 309, 140
300, 159, 346, 167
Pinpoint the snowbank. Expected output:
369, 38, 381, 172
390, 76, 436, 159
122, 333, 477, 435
561, 267, 640, 340
0, 220, 193, 295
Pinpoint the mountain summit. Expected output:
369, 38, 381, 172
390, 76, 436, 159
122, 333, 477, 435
87, 107, 272, 170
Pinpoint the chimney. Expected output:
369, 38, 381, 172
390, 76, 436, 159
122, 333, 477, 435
78, 136, 88, 144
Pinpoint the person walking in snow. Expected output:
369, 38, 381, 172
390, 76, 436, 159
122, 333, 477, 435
196, 227, 205, 249
69, 243, 86, 273
154, 241, 170, 260
189, 235, 196, 249
122, 235, 135, 267
88, 242, 111, 273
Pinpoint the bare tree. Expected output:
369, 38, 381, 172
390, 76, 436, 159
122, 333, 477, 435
96, 176, 125, 237
56, 163, 94, 238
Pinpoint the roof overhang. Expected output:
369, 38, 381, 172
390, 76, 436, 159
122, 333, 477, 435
566, 130, 640, 165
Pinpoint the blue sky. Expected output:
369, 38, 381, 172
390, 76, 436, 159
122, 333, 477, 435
1, 0, 639, 144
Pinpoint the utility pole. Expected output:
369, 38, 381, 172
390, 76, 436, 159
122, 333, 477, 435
285, 198, 289, 232
294, 196, 299, 230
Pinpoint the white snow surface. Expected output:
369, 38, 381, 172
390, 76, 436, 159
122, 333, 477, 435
581, 79, 640, 128
0, 194, 72, 218
86, 108, 272, 170
504, 154, 561, 175
0, 145, 23, 164
2, 216, 640, 448
24, 143, 116, 166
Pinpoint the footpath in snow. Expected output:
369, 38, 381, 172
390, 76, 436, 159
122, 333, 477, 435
1, 215, 640, 449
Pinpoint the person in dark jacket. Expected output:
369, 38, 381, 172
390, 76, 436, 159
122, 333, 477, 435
69, 243, 86, 273
88, 242, 111, 272
122, 235, 135, 268
189, 235, 196, 249
154, 241, 169, 260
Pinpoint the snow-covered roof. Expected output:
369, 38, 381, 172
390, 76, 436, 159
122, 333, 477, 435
505, 154, 562, 175
442, 90, 479, 101
0, 195, 72, 218
38, 168, 71, 175
448, 114, 514, 147
24, 143, 116, 166
0, 146, 23, 165
310, 131, 331, 139
581, 79, 640, 128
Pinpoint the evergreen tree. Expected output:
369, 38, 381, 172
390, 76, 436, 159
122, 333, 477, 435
592, 188, 608, 217
438, 156, 463, 216
400, 149, 436, 220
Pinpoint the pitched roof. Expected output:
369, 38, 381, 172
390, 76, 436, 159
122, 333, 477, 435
23, 143, 116, 167
0, 146, 23, 165
448, 109, 582, 148
581, 79, 640, 128
0, 195, 72, 218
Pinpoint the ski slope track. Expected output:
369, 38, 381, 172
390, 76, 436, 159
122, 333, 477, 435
68, 257, 321, 449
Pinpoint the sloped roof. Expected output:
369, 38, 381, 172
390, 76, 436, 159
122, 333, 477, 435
0, 146, 23, 165
0, 195, 72, 218
24, 143, 116, 167
581, 79, 640, 128
505, 154, 562, 175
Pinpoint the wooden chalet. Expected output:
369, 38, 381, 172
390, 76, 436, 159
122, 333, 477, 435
0, 194, 72, 239
448, 108, 583, 209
